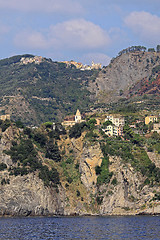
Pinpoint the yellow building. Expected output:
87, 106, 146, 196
145, 116, 157, 125
0, 114, 10, 121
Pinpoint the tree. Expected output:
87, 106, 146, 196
156, 45, 160, 53
148, 48, 155, 52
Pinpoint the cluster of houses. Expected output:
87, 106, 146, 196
62, 110, 125, 137
102, 115, 125, 137
0, 110, 159, 137
20, 56, 43, 65
62, 110, 160, 137
20, 56, 102, 70
61, 61, 102, 71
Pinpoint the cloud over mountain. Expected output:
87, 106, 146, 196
125, 11, 160, 44
14, 19, 111, 51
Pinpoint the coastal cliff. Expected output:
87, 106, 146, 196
0, 122, 160, 216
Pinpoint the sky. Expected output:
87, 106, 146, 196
0, 0, 160, 66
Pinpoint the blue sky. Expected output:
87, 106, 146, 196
0, 0, 160, 65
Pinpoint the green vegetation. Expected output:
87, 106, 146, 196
69, 122, 87, 139
5, 129, 61, 187
1, 178, 10, 185
0, 55, 99, 124
45, 141, 61, 162
0, 119, 11, 132
0, 163, 7, 171
96, 144, 113, 185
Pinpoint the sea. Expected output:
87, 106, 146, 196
0, 215, 160, 240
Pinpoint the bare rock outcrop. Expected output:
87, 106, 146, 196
89, 51, 160, 102
0, 172, 65, 216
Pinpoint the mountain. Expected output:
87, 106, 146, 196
0, 49, 160, 125
90, 50, 160, 103
126, 65, 160, 97
0, 55, 99, 125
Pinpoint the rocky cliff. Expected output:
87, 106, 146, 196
89, 51, 160, 102
0, 124, 160, 216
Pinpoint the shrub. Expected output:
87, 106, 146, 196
111, 177, 118, 185
15, 120, 24, 128
39, 166, 60, 186
96, 196, 103, 205
76, 190, 80, 197
69, 122, 87, 139
1, 178, 10, 185
45, 141, 61, 162
33, 131, 47, 147
0, 163, 7, 171
0, 120, 11, 132
67, 177, 73, 184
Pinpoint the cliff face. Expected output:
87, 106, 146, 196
0, 126, 160, 216
0, 172, 65, 216
89, 51, 160, 102
100, 156, 160, 215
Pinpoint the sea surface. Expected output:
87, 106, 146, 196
0, 215, 160, 240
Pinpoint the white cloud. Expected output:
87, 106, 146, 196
14, 19, 111, 51
124, 11, 160, 44
48, 19, 111, 50
14, 30, 47, 49
0, 0, 83, 14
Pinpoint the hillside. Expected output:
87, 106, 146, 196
0, 115, 160, 216
126, 65, 160, 97
0, 49, 160, 125
90, 50, 160, 103
0, 55, 99, 125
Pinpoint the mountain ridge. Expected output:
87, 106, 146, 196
0, 49, 160, 125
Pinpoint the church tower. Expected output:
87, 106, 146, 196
75, 109, 81, 123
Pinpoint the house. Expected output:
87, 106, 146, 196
105, 114, 125, 127
152, 123, 160, 133
145, 116, 158, 125
102, 124, 123, 137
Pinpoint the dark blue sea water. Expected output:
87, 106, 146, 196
0, 216, 160, 240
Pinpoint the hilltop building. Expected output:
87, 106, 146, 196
61, 60, 102, 71
91, 61, 102, 70
20, 56, 43, 65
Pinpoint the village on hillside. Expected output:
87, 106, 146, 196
61, 61, 102, 70
0, 109, 160, 138
61, 109, 160, 137
19, 56, 102, 71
